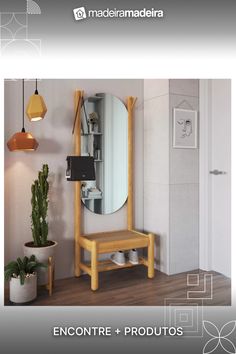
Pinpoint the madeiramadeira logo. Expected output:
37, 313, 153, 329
73, 7, 164, 21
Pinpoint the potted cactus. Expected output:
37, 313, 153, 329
4, 255, 46, 303
23, 164, 57, 285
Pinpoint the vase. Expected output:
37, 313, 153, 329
23, 241, 57, 285
10, 274, 37, 303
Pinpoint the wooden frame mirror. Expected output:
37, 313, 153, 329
73, 90, 155, 291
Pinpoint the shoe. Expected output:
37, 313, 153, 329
128, 249, 139, 265
110, 251, 126, 266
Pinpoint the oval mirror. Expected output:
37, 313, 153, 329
80, 93, 128, 215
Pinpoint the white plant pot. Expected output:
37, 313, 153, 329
10, 274, 37, 303
23, 241, 57, 285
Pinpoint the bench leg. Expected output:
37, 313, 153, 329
91, 241, 99, 291
148, 233, 155, 279
75, 241, 82, 277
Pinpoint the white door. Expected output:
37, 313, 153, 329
200, 79, 231, 278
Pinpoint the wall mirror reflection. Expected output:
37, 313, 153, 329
81, 93, 128, 215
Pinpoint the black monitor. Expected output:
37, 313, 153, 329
66, 156, 95, 181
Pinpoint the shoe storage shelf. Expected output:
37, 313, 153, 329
73, 91, 155, 291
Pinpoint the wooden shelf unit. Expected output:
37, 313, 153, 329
73, 91, 155, 291
80, 256, 149, 274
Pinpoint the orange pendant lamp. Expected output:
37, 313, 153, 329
7, 79, 39, 152
26, 78, 47, 121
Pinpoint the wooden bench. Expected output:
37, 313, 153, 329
77, 230, 154, 290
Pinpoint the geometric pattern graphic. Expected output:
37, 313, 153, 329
164, 272, 215, 338
164, 298, 204, 337
187, 274, 213, 300
0, 0, 41, 56
27, 0, 41, 14
203, 321, 236, 354
0, 13, 27, 40
164, 271, 233, 345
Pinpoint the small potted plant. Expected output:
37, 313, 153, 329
4, 255, 46, 303
23, 164, 57, 285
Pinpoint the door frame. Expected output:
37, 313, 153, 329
199, 79, 212, 271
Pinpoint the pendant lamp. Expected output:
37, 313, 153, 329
26, 78, 47, 121
7, 79, 39, 152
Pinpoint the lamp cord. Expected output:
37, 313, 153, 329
22, 79, 25, 132
35, 78, 38, 94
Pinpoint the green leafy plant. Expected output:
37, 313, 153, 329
31, 164, 49, 247
4, 255, 46, 285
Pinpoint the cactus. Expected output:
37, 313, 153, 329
30, 164, 49, 247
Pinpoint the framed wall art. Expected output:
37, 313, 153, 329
173, 108, 198, 148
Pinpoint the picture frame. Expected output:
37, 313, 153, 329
173, 108, 198, 149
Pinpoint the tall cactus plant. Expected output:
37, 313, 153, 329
31, 164, 49, 247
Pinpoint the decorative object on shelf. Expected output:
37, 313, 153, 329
4, 255, 46, 303
81, 182, 88, 198
24, 164, 57, 285
173, 108, 198, 148
83, 187, 102, 200
94, 149, 101, 161
88, 111, 99, 133
7, 79, 39, 151
26, 78, 47, 121
81, 180, 102, 200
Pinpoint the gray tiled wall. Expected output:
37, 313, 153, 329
144, 80, 170, 274
169, 80, 199, 274
144, 79, 199, 275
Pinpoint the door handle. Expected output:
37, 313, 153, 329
209, 169, 227, 175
